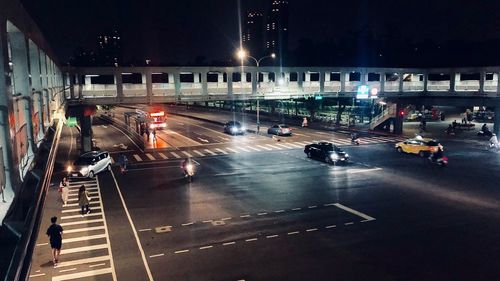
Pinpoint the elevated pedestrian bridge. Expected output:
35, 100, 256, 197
63, 66, 500, 105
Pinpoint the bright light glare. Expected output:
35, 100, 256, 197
271, 53, 276, 58
278, 78, 285, 85
237, 49, 247, 59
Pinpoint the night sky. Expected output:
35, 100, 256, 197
20, 0, 500, 66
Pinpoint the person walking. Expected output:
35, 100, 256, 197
152, 128, 157, 142
59, 177, 69, 206
46, 216, 63, 267
118, 153, 128, 174
145, 127, 150, 141
78, 185, 90, 216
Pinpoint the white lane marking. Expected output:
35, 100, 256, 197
345, 222, 354, 226
308, 205, 317, 209
109, 170, 154, 281
347, 167, 382, 174
306, 228, 318, 232
158, 152, 168, 159
256, 145, 272, 151
257, 212, 268, 216
292, 208, 302, 211
197, 137, 209, 143
64, 226, 106, 234
174, 249, 189, 254
323, 203, 336, 207
61, 212, 102, 220
63, 234, 106, 244
215, 148, 228, 154
170, 152, 181, 158
66, 191, 99, 198
36, 242, 48, 247
237, 147, 250, 152
61, 244, 108, 255
325, 225, 337, 229
60, 218, 103, 227
204, 149, 217, 155
62, 206, 101, 213
59, 268, 77, 273
193, 150, 205, 157
266, 144, 282, 150
29, 273, 45, 277
66, 195, 99, 202
133, 154, 143, 162
202, 220, 213, 223
334, 203, 376, 221
182, 222, 194, 226
285, 143, 303, 148
266, 235, 279, 238
225, 148, 238, 153
52, 268, 112, 281
149, 253, 164, 258
221, 217, 232, 221
246, 146, 261, 151
223, 241, 236, 246
199, 245, 213, 250
181, 151, 193, 158
89, 263, 107, 268
287, 231, 300, 235
139, 228, 152, 232
145, 153, 155, 160
57, 256, 110, 268
275, 143, 293, 149
245, 238, 258, 242
274, 210, 285, 213
240, 214, 251, 218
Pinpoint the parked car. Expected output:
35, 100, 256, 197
304, 142, 349, 164
68, 151, 112, 178
224, 121, 246, 135
395, 137, 442, 157
267, 124, 292, 136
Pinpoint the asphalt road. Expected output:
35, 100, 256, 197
30, 108, 500, 281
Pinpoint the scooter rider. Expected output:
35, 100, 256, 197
482, 123, 489, 133
490, 133, 499, 149
431, 145, 444, 162
351, 132, 360, 144
181, 158, 192, 177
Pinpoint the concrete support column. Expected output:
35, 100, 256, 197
298, 72, 304, 93
423, 73, 428, 93
173, 72, 181, 100
394, 103, 404, 135
217, 73, 223, 83
227, 72, 233, 95
304, 72, 310, 82
360, 71, 367, 84
494, 103, 500, 136
115, 73, 124, 100
284, 72, 290, 83
263, 73, 269, 83
144, 71, 152, 104
450, 72, 456, 92
398, 73, 404, 93
168, 73, 174, 85
0, 26, 15, 200
479, 71, 486, 94
75, 74, 81, 99
319, 72, 325, 94
85, 75, 91, 89
193, 73, 200, 83
10, 31, 36, 157
380, 72, 385, 93
324, 72, 331, 82
251, 71, 258, 95
201, 72, 208, 97
42, 89, 50, 126
69, 73, 75, 99
340, 72, 347, 92
80, 113, 92, 153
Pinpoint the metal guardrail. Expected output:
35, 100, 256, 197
3, 119, 63, 281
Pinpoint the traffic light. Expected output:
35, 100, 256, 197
399, 110, 405, 117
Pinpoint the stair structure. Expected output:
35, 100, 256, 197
369, 103, 397, 130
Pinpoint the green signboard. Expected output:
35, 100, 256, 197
67, 116, 77, 127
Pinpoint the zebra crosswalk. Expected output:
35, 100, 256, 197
113, 135, 403, 163
30, 178, 116, 281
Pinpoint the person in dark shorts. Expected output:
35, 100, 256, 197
46, 216, 63, 267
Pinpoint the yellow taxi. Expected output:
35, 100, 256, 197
395, 137, 442, 157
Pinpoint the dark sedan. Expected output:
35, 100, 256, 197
224, 121, 246, 135
304, 142, 349, 164
267, 124, 292, 136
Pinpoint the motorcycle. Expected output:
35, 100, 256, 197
429, 156, 448, 167
351, 138, 360, 145
184, 163, 195, 182
477, 130, 493, 137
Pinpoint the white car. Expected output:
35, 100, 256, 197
69, 151, 112, 178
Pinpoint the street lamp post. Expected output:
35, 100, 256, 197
236, 49, 276, 134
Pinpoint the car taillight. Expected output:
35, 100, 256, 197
442, 156, 448, 161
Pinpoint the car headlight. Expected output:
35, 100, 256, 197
80, 167, 89, 175
240, 127, 246, 131
330, 153, 339, 160
344, 153, 349, 157
231, 127, 237, 132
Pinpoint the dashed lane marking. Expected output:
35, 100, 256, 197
204, 149, 217, 155
325, 225, 336, 229
245, 238, 258, 242
149, 253, 164, 258
215, 148, 228, 154
306, 228, 318, 232
199, 245, 213, 250
223, 241, 236, 246
89, 263, 107, 268
345, 222, 354, 226
240, 214, 251, 218
158, 152, 168, 159
145, 153, 155, 160
287, 231, 300, 235
266, 235, 279, 239
133, 154, 143, 161
174, 250, 189, 254
139, 228, 152, 232
58, 268, 77, 273
182, 222, 194, 226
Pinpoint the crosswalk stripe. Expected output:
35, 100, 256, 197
56, 255, 110, 268
158, 152, 168, 159
215, 148, 228, 154
237, 147, 250, 152
67, 196, 99, 203
63, 234, 107, 244
60, 219, 104, 227
61, 244, 108, 255
133, 154, 142, 161
62, 206, 101, 213
64, 200, 101, 208
193, 150, 205, 157
181, 151, 193, 157
225, 148, 238, 153
256, 145, 272, 151
204, 149, 217, 155
285, 143, 302, 148
52, 267, 112, 281
61, 212, 102, 220
266, 144, 282, 149
246, 146, 261, 151
64, 226, 106, 234
275, 143, 293, 149
170, 152, 181, 158
145, 153, 155, 160
67, 191, 98, 198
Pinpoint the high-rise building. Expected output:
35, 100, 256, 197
242, 10, 264, 57
265, 0, 289, 54
97, 30, 122, 66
